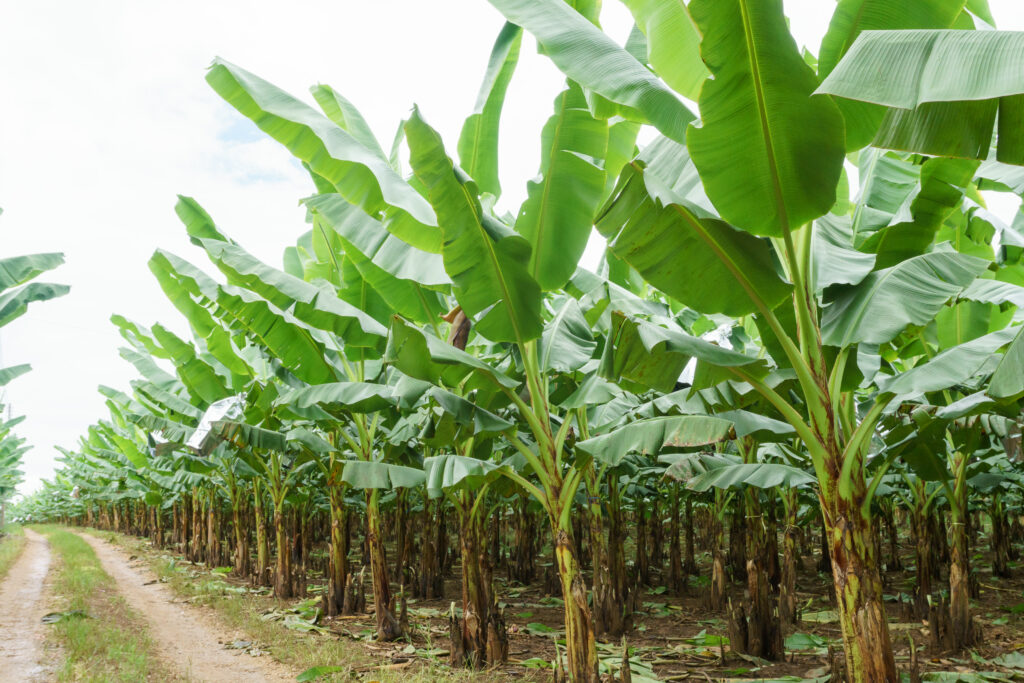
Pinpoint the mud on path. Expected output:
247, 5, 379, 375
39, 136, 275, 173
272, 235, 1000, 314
0, 529, 52, 683
75, 532, 297, 682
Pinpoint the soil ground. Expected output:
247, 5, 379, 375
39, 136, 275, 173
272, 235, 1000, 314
7, 525, 1024, 681
0, 529, 53, 683
74, 531, 299, 682
89, 529, 1024, 681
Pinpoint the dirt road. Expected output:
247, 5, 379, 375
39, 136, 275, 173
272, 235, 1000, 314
0, 529, 52, 683
75, 532, 297, 682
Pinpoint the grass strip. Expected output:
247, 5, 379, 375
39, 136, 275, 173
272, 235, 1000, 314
0, 523, 26, 580
36, 525, 178, 682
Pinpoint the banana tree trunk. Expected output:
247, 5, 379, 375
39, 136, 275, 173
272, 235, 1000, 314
553, 523, 598, 682
206, 489, 219, 567
883, 503, 902, 572
710, 489, 726, 611
684, 496, 697, 576
253, 481, 270, 586
991, 495, 1010, 578
826, 483, 896, 681
191, 490, 203, 563
511, 496, 535, 584
635, 498, 649, 585
393, 489, 409, 586
453, 492, 497, 668
742, 487, 782, 659
367, 489, 401, 640
273, 501, 292, 599
912, 502, 932, 617
669, 483, 684, 594
327, 486, 349, 616
780, 489, 798, 625
586, 466, 614, 636
949, 450, 976, 650
154, 506, 164, 548
232, 494, 250, 577
418, 494, 442, 599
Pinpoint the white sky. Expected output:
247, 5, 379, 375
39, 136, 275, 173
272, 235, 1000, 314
3, 1, 1024, 496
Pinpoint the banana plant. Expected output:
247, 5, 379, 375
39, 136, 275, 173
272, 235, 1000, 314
207, 419, 330, 597
563, 1, 1023, 676
0, 210, 68, 518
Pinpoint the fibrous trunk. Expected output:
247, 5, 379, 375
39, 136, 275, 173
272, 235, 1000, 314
367, 489, 402, 640
553, 525, 598, 682
780, 490, 798, 625
740, 486, 782, 659
327, 487, 350, 616
948, 451, 976, 650
232, 494, 250, 577
273, 504, 292, 599
826, 479, 897, 681
452, 493, 505, 668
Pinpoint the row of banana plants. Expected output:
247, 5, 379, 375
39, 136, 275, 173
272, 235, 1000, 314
0, 210, 68, 527
17, 0, 1024, 680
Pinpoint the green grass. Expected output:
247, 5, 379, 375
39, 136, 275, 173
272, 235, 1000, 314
34, 526, 178, 682
89, 528, 519, 683
0, 523, 26, 580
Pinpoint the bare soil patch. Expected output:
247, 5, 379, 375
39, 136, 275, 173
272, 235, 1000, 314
0, 528, 52, 683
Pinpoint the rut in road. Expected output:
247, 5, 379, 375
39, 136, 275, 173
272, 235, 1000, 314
0, 529, 52, 683
75, 531, 297, 682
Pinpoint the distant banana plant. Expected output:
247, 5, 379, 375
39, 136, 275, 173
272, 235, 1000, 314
0, 208, 67, 526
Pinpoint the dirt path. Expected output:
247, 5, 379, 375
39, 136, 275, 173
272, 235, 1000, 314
75, 532, 297, 682
0, 529, 52, 682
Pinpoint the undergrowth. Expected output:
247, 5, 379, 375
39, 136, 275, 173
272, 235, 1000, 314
36, 526, 177, 682
0, 523, 26, 580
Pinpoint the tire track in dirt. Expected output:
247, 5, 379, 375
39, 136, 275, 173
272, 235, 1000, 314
0, 528, 52, 683
75, 532, 297, 682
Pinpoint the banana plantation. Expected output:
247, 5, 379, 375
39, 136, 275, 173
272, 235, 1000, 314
13, 0, 1024, 681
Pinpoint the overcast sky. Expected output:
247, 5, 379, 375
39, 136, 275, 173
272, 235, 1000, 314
3, 1, 1023, 496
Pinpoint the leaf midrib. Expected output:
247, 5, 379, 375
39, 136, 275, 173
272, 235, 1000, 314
739, 0, 790, 233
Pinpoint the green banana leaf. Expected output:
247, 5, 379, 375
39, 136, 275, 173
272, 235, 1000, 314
405, 109, 542, 343
341, 461, 425, 490
987, 325, 1024, 400
206, 58, 441, 252
687, 0, 845, 237
0, 364, 31, 387
877, 325, 1019, 397
425, 386, 513, 436
0, 282, 70, 328
817, 0, 967, 150
310, 85, 388, 162
303, 195, 448, 325
818, 29, 1024, 164
602, 312, 767, 394
821, 246, 989, 347
597, 141, 793, 316
384, 317, 517, 390
0, 253, 65, 291
486, 0, 694, 142
423, 453, 506, 499
811, 214, 877, 291
275, 382, 396, 420
516, 83, 607, 292
621, 0, 708, 101
575, 415, 736, 467
687, 461, 816, 492
539, 298, 596, 374
458, 23, 522, 198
